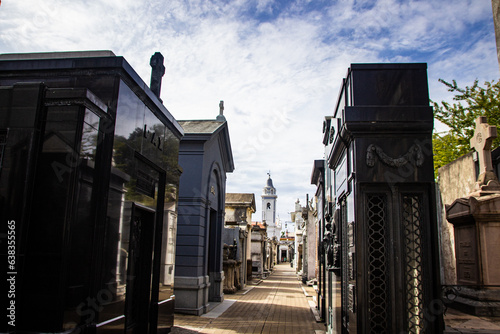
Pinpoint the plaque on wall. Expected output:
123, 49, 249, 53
136, 169, 156, 198
456, 226, 479, 285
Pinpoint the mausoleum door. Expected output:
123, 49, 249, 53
207, 209, 217, 277
206, 168, 224, 303
125, 202, 156, 334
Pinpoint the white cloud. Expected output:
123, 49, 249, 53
0, 0, 497, 219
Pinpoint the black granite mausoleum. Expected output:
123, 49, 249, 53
0, 51, 183, 333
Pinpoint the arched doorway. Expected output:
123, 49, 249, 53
206, 167, 224, 303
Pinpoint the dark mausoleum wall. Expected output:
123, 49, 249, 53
0, 51, 182, 333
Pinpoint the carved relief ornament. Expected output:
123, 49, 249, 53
366, 144, 424, 168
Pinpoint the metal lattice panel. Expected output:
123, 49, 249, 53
403, 195, 424, 333
367, 194, 389, 333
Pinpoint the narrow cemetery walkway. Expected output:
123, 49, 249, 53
172, 263, 324, 334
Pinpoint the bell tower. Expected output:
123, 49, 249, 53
262, 172, 277, 225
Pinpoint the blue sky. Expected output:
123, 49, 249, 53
1, 0, 498, 222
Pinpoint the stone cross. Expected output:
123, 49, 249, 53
216, 100, 226, 121
470, 116, 497, 174
150, 52, 165, 99
219, 100, 224, 116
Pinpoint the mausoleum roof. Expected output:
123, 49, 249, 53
178, 118, 235, 173
252, 221, 267, 230
178, 120, 224, 134
225, 193, 256, 208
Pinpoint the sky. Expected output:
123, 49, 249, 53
1, 0, 498, 223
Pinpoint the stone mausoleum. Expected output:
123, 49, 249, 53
222, 193, 256, 293
174, 103, 234, 315
442, 117, 500, 316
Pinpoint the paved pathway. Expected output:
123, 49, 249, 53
172, 263, 324, 334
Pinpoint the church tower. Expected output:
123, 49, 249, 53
262, 172, 277, 225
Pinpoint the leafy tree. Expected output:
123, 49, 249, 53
432, 132, 464, 175
432, 79, 500, 176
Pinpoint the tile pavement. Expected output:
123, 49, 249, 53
171, 263, 500, 333
171, 263, 325, 334
443, 307, 500, 333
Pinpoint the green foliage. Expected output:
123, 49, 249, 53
432, 132, 468, 175
432, 79, 500, 176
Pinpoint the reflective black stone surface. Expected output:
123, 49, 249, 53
0, 53, 181, 333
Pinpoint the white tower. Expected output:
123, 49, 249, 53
262, 172, 277, 225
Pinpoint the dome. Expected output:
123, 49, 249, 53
266, 176, 274, 188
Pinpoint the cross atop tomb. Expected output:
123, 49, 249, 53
150, 52, 165, 100
470, 116, 497, 174
219, 100, 224, 116
216, 100, 226, 122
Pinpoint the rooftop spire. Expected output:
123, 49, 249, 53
266, 172, 275, 189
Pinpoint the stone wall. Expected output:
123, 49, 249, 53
437, 152, 477, 284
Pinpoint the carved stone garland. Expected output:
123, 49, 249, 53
366, 144, 424, 168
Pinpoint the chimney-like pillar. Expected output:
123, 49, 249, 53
150, 52, 165, 101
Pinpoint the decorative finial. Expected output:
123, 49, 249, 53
216, 100, 226, 122
150, 52, 165, 102
267, 170, 271, 178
